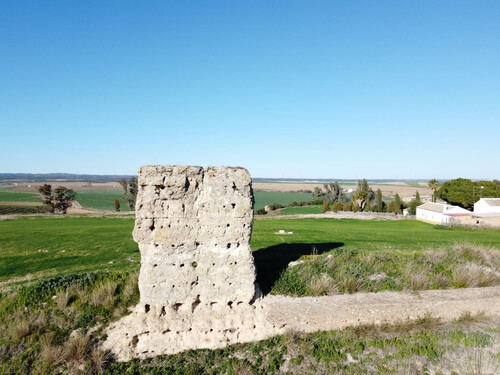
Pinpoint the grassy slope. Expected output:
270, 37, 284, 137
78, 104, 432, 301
0, 189, 40, 202
253, 192, 312, 209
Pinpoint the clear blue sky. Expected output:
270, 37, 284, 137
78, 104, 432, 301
1, 1, 499, 179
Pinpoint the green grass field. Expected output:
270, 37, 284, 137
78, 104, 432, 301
0, 218, 138, 281
253, 191, 312, 209
251, 218, 500, 252
0, 189, 40, 202
1, 217, 499, 284
74, 190, 130, 211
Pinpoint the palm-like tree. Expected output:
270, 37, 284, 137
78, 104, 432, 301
428, 179, 440, 203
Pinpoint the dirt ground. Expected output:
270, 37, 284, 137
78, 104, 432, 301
253, 181, 432, 198
266, 286, 500, 334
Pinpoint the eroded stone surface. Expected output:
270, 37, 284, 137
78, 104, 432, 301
104, 166, 272, 360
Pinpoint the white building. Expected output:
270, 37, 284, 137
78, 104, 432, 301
416, 202, 471, 225
474, 198, 500, 215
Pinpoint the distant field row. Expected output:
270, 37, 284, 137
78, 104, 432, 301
0, 189, 311, 212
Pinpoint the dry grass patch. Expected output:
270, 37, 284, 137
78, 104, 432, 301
452, 264, 500, 288
306, 273, 338, 296
12, 321, 30, 340
55, 290, 70, 310
91, 281, 117, 309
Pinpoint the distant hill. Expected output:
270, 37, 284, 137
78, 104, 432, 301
1, 174, 438, 183
0, 173, 135, 183
252, 178, 432, 183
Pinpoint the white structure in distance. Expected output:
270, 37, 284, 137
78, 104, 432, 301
416, 202, 470, 225
474, 198, 500, 216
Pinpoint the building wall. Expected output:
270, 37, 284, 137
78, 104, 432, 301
474, 200, 500, 214
416, 208, 448, 225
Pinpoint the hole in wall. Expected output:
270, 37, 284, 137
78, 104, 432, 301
191, 295, 201, 312
191, 261, 198, 268
160, 306, 166, 317
231, 203, 236, 209
227, 243, 231, 249
145, 304, 150, 313
227, 301, 233, 308
172, 303, 183, 312
131, 335, 139, 348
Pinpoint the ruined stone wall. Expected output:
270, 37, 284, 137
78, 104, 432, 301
104, 166, 271, 360
134, 165, 260, 313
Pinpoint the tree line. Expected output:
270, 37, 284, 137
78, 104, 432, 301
313, 179, 414, 215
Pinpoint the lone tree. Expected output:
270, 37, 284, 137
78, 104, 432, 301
313, 182, 344, 203
353, 179, 375, 211
376, 188, 384, 212
114, 198, 121, 212
387, 193, 402, 214
120, 177, 138, 211
38, 184, 76, 214
408, 190, 423, 215
428, 179, 440, 203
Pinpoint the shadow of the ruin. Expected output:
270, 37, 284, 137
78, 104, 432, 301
252, 242, 344, 295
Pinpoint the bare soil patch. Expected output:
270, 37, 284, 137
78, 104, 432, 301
0, 201, 42, 206
266, 286, 500, 334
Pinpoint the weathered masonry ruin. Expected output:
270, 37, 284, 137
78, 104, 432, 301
104, 166, 272, 360
133, 165, 260, 311
104, 165, 500, 361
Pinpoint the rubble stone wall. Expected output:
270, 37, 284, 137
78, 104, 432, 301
104, 166, 271, 360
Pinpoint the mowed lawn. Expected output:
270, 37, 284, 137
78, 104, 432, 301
1, 217, 499, 283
